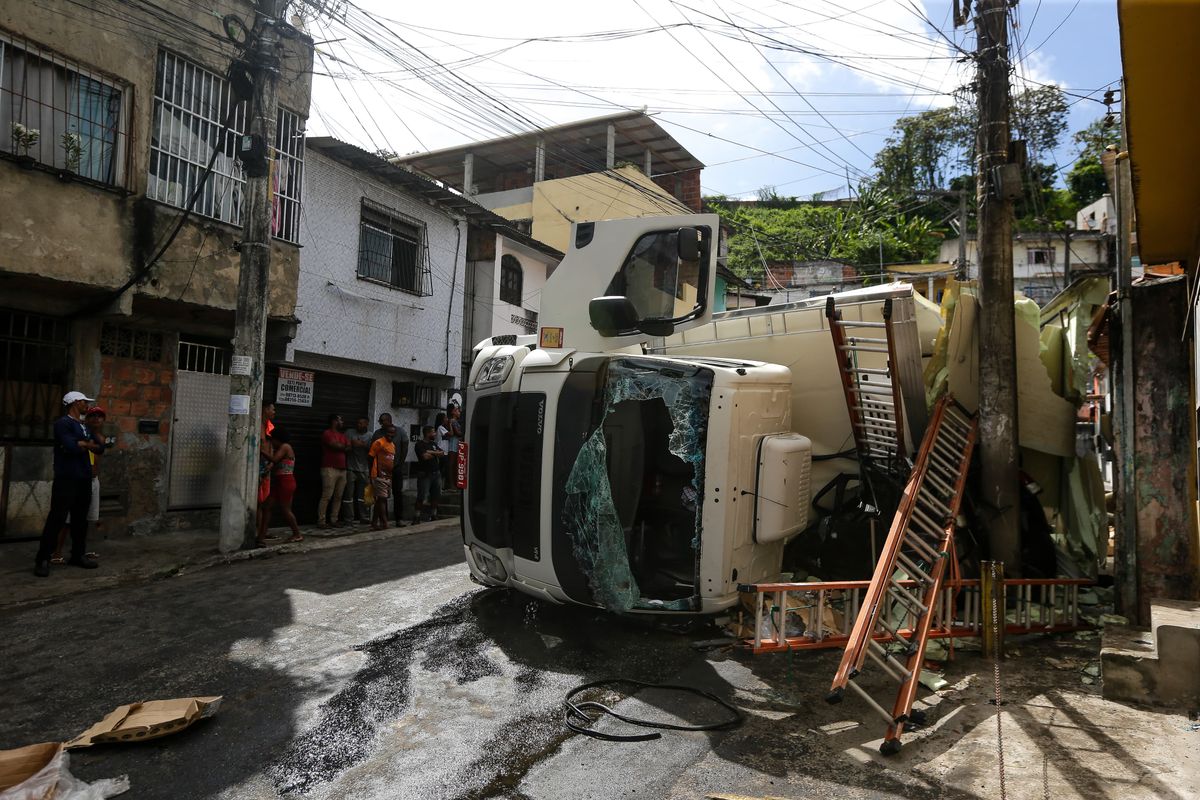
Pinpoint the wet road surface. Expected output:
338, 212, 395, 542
3, 526, 1170, 800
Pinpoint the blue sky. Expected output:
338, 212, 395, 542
308, 1, 1123, 199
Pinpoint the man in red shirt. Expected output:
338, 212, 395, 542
317, 414, 350, 528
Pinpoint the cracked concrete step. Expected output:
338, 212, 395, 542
1101, 598, 1200, 709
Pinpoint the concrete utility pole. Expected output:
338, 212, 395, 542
974, 0, 1022, 571
957, 189, 968, 279
219, 1, 283, 554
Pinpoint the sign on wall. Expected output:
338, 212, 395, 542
276, 368, 315, 407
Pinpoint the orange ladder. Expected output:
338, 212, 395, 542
826, 394, 977, 754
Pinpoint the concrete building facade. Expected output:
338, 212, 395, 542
939, 229, 1112, 305
284, 139, 559, 521
394, 111, 703, 254
0, 1, 313, 537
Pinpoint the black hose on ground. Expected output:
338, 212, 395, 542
563, 678, 744, 742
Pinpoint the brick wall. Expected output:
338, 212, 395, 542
98, 357, 174, 441
93, 344, 176, 532
652, 168, 702, 212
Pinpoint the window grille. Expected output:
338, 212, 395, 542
178, 338, 230, 375
1027, 248, 1055, 266
100, 324, 165, 362
0, 31, 129, 186
357, 199, 432, 296
0, 308, 70, 442
148, 50, 305, 243
499, 254, 523, 306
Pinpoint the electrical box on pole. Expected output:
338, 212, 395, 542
219, 2, 282, 554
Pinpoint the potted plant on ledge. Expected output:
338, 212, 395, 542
10, 122, 40, 167
60, 131, 82, 179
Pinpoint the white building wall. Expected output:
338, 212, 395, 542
467, 234, 559, 345
290, 151, 468, 465
939, 234, 1109, 301
293, 152, 466, 385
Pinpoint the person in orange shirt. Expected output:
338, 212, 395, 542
368, 425, 397, 530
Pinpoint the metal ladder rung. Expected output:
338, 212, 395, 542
914, 494, 952, 520
853, 399, 895, 411
847, 679, 896, 725
927, 448, 962, 475
856, 420, 899, 433
835, 320, 887, 329
888, 582, 929, 615
868, 639, 912, 682
895, 552, 933, 585
846, 336, 889, 345
901, 532, 941, 562
930, 438, 967, 460
938, 425, 969, 447
922, 471, 956, 498
909, 505, 948, 536
876, 615, 914, 652
845, 366, 890, 376
840, 345, 889, 354
850, 386, 898, 398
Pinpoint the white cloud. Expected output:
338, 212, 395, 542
303, 0, 1055, 197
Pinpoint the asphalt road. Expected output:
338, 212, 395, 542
3, 527, 1147, 800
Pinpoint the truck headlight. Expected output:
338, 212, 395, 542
471, 545, 508, 581
474, 355, 514, 389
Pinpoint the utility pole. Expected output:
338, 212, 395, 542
974, 0, 1022, 571
957, 189, 968, 279
219, 0, 282, 554
1062, 222, 1073, 286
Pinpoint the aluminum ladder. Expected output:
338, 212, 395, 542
826, 394, 977, 754
826, 295, 909, 466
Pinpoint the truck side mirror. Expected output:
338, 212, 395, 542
589, 296, 639, 337
677, 227, 700, 262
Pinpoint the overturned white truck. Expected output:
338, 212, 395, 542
461, 214, 941, 614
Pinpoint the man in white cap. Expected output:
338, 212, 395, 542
34, 391, 103, 577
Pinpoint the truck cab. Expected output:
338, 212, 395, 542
462, 215, 812, 614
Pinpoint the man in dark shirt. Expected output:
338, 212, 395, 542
413, 425, 446, 523
35, 391, 102, 577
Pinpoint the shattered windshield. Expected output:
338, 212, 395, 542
559, 358, 713, 612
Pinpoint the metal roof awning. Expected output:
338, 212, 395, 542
392, 111, 703, 191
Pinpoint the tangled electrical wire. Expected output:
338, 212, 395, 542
563, 678, 744, 743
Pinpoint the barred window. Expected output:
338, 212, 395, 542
0, 308, 70, 442
357, 200, 432, 296
147, 50, 304, 243
99, 324, 164, 362
500, 254, 523, 306
0, 32, 129, 186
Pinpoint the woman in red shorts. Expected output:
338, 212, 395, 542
268, 427, 303, 543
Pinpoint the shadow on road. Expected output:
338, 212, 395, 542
0, 529, 464, 800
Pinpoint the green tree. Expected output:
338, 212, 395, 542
1072, 117, 1120, 163
1065, 118, 1120, 206
870, 105, 972, 196
1067, 160, 1107, 206
1010, 85, 1070, 161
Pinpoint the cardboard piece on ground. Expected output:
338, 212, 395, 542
65, 696, 222, 749
0, 742, 61, 792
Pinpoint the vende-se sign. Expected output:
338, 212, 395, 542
276, 368, 314, 407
